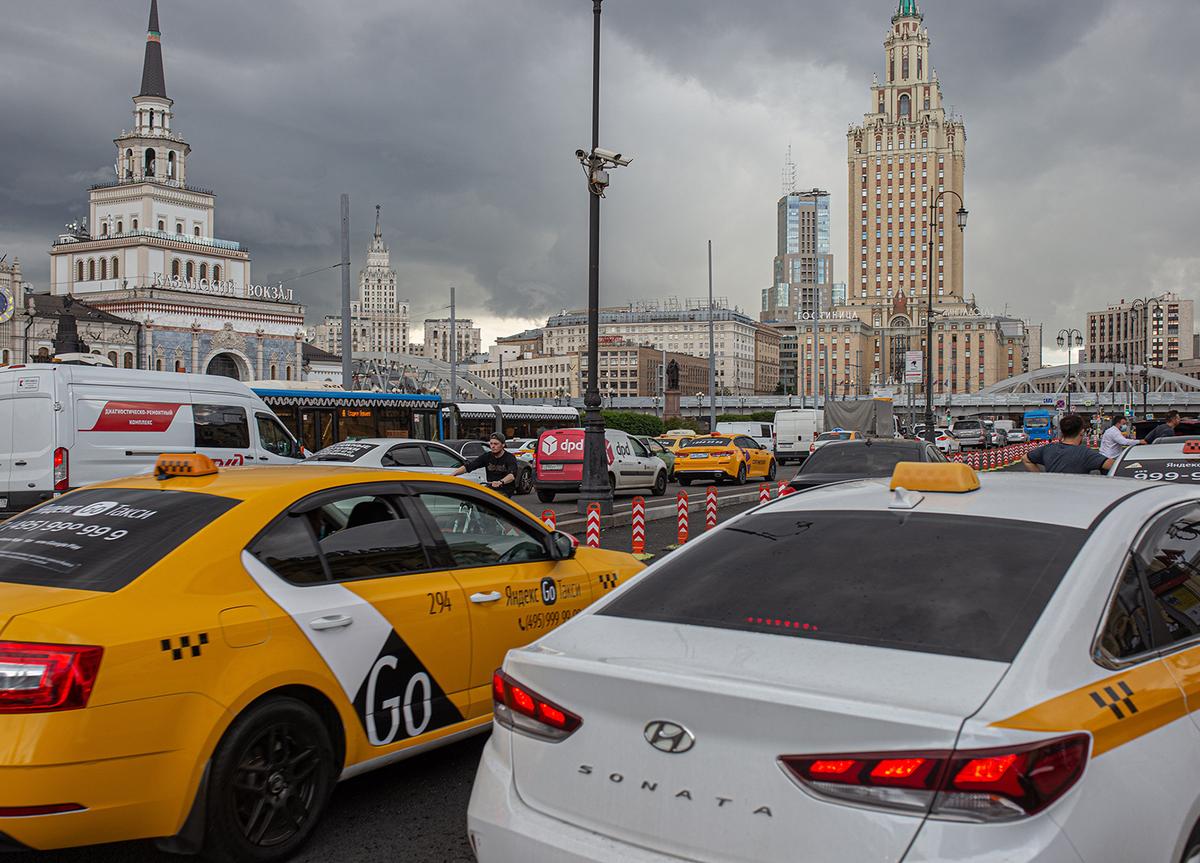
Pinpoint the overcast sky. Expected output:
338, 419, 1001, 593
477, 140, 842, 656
2, 0, 1198, 358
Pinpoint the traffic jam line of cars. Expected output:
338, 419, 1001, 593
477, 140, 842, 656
9, 368, 1200, 861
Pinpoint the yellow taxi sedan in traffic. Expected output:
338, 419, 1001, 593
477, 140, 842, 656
673, 433, 777, 485
0, 455, 642, 861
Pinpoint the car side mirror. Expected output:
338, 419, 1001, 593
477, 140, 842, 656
550, 530, 577, 560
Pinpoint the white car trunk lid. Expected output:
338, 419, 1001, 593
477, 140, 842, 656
507, 616, 1007, 863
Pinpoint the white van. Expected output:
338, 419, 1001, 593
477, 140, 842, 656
772, 409, 824, 464
0, 365, 302, 515
715, 421, 774, 450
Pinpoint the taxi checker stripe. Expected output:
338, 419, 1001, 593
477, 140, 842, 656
992, 660, 1185, 757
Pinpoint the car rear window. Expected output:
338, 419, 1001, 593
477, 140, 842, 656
600, 510, 1087, 662
953, 421, 983, 431
1113, 458, 1200, 483
0, 488, 239, 592
309, 441, 380, 462
817, 432, 852, 441
802, 444, 918, 474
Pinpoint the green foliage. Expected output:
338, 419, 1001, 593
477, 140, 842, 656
662, 415, 704, 433
716, 411, 777, 423
601, 410, 664, 437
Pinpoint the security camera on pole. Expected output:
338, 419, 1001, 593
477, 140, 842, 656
575, 0, 632, 515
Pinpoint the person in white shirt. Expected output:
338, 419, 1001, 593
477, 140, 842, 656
1100, 415, 1142, 459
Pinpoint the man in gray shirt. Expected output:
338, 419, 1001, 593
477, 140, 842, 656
1022, 413, 1113, 475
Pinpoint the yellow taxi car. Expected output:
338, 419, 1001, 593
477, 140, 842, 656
0, 455, 642, 861
673, 433, 777, 486
655, 434, 696, 454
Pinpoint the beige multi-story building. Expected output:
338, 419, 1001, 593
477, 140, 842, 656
1085, 294, 1194, 368
471, 353, 580, 401
423, 318, 481, 362
579, 342, 710, 398
543, 299, 779, 395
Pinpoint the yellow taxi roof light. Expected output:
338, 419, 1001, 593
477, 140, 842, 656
155, 453, 219, 480
890, 461, 979, 494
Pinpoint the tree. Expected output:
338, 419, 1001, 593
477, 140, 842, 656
601, 410, 664, 437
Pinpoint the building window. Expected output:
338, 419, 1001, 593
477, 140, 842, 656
199, 263, 208, 280
212, 265, 221, 281
194, 225, 201, 237
157, 219, 165, 231
176, 223, 184, 235
171, 258, 181, 277
167, 151, 176, 179
156, 358, 163, 371
186, 261, 194, 279
77, 261, 84, 282
111, 257, 119, 279
107, 351, 118, 366
132, 218, 139, 230
123, 352, 134, 369
88, 259, 95, 280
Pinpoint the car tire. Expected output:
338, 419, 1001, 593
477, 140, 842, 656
1181, 818, 1200, 863
536, 489, 556, 503
202, 697, 336, 863
517, 466, 534, 495
734, 465, 747, 486
766, 460, 777, 481
651, 470, 667, 497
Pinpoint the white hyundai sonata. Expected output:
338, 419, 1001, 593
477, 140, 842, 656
468, 463, 1200, 862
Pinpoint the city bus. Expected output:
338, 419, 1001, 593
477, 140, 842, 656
1022, 408, 1056, 441
252, 386, 441, 452
443, 402, 580, 440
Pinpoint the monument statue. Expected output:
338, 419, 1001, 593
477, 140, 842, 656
666, 358, 680, 390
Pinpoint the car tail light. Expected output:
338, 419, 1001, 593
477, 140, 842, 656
53, 448, 69, 491
779, 735, 1088, 822
492, 669, 581, 742
0, 642, 103, 713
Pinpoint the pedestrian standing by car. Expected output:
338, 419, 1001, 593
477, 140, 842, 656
1144, 410, 1182, 444
1022, 413, 1113, 474
454, 433, 520, 496
1100, 415, 1143, 460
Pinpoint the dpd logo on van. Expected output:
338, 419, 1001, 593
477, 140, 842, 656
542, 436, 559, 456
540, 577, 558, 606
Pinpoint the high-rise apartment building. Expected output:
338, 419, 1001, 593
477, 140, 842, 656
847, 0, 965, 311
761, 189, 832, 323
1086, 294, 1194, 367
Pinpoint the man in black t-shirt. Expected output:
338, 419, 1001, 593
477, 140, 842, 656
1144, 410, 1182, 444
1022, 413, 1113, 475
454, 433, 521, 496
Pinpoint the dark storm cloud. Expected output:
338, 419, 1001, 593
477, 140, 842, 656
0, 0, 1196, 345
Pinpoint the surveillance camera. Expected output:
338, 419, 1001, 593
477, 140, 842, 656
594, 147, 632, 166
575, 149, 587, 159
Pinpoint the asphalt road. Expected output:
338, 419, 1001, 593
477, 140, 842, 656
10, 508, 751, 863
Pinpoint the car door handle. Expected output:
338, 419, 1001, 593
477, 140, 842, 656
13, 461, 26, 466
470, 591, 502, 604
309, 614, 353, 631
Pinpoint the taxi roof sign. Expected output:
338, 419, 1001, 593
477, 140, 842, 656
890, 461, 979, 494
1184, 441, 1200, 454
155, 453, 218, 480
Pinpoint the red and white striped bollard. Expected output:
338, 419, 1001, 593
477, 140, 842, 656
585, 502, 601, 548
705, 486, 718, 531
758, 483, 771, 504
631, 496, 646, 555
676, 491, 689, 544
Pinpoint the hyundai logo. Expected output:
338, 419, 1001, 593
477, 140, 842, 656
643, 720, 695, 754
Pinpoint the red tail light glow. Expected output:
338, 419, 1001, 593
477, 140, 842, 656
492, 669, 581, 742
53, 448, 69, 492
780, 735, 1089, 822
0, 642, 103, 714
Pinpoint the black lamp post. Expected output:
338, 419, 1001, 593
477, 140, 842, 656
923, 192, 968, 442
1056, 328, 1084, 412
575, 0, 631, 515
1129, 296, 1164, 420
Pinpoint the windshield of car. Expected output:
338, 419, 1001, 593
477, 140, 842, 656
0, 488, 239, 591
1113, 457, 1200, 483
816, 432, 852, 442
683, 437, 732, 448
801, 444, 917, 474
600, 511, 1086, 662
308, 441, 380, 462
1025, 416, 1051, 428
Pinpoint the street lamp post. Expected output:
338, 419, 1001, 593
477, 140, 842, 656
1056, 328, 1084, 413
575, 0, 631, 515
1129, 297, 1164, 420
923, 192, 968, 442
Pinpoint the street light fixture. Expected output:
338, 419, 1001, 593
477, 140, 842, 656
1129, 296, 1165, 420
923, 193, 968, 442
1056, 328, 1084, 413
575, 0, 631, 516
